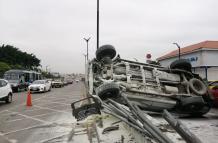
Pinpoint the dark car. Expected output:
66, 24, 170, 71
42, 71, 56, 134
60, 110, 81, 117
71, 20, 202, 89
8, 80, 28, 92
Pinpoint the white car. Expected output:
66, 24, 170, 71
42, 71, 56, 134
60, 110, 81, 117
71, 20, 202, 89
0, 79, 13, 103
52, 80, 64, 88
28, 80, 51, 93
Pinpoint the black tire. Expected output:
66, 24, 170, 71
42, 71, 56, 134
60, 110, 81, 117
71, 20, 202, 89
96, 45, 116, 61
189, 78, 207, 96
170, 59, 192, 72
95, 82, 120, 100
177, 96, 210, 116
43, 87, 46, 93
48, 86, 51, 91
5, 93, 12, 103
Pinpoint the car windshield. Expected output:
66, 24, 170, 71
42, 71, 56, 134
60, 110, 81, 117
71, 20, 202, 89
4, 73, 19, 80
32, 80, 45, 84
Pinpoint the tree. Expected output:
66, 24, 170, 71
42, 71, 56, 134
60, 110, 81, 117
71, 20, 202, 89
0, 44, 41, 70
0, 62, 11, 78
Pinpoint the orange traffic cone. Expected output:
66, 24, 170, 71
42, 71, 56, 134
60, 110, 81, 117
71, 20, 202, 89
26, 90, 32, 106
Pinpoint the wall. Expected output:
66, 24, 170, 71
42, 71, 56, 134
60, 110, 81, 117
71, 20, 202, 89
159, 51, 202, 67
208, 67, 218, 81
158, 49, 218, 81
194, 67, 206, 79
202, 50, 218, 66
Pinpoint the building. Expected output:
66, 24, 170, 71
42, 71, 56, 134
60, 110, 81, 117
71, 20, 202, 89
157, 41, 218, 81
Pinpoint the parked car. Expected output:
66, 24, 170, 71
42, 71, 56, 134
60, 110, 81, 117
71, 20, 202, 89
0, 79, 13, 103
63, 81, 68, 86
52, 80, 64, 88
66, 79, 73, 84
28, 80, 51, 93
208, 81, 218, 107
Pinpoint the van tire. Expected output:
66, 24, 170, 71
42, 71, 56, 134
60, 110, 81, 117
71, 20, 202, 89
189, 78, 207, 96
96, 45, 116, 61
96, 83, 120, 100
170, 59, 192, 72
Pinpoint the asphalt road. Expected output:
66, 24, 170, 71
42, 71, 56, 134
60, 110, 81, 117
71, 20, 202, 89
1, 82, 218, 143
0, 82, 84, 143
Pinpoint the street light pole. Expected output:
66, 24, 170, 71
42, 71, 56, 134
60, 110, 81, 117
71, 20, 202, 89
83, 54, 87, 82
83, 54, 87, 65
173, 43, 181, 60
97, 0, 99, 50
83, 37, 91, 61
46, 65, 49, 73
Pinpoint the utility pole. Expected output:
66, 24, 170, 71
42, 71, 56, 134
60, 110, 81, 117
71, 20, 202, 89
173, 43, 181, 60
83, 37, 91, 61
83, 54, 87, 65
83, 54, 87, 83
97, 0, 99, 50
46, 65, 49, 73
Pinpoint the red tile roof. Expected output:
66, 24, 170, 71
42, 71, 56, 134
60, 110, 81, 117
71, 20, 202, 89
157, 41, 218, 61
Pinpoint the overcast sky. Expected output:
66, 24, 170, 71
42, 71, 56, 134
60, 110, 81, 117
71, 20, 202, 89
0, 0, 218, 73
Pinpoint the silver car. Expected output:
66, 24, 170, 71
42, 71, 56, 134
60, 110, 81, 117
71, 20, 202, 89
0, 79, 13, 103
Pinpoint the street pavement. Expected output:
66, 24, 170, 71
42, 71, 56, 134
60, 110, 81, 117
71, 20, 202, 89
0, 82, 84, 143
0, 82, 218, 143
181, 108, 218, 143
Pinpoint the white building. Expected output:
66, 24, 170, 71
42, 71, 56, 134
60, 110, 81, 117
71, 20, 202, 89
157, 41, 218, 81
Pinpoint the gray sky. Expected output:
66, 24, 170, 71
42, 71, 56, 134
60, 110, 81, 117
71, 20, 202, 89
0, 0, 218, 73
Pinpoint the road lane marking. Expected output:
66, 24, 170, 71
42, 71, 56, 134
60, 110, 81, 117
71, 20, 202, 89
0, 93, 48, 114
1, 110, 50, 124
38, 133, 69, 143
34, 105, 70, 114
2, 124, 52, 135
6, 118, 25, 123
6, 111, 60, 123
34, 101, 70, 107
0, 85, 84, 139
0, 110, 10, 114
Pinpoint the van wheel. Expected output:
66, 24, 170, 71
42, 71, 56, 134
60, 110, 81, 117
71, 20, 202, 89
6, 93, 12, 103
49, 86, 51, 91
189, 78, 207, 96
95, 82, 120, 100
170, 59, 192, 72
96, 45, 116, 61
